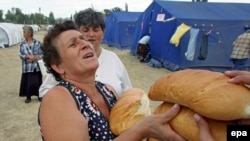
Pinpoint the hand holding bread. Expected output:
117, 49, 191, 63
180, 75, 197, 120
148, 102, 235, 141
225, 70, 250, 85
110, 69, 250, 141
148, 69, 250, 141
110, 88, 186, 141
149, 69, 250, 120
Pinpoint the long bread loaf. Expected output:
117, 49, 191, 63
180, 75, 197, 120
148, 69, 250, 120
148, 102, 236, 141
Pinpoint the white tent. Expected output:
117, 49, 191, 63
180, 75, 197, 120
0, 23, 23, 48
29, 24, 40, 32
46, 25, 53, 31
0, 26, 9, 48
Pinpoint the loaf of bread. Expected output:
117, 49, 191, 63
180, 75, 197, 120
148, 69, 250, 120
110, 88, 151, 135
148, 102, 236, 141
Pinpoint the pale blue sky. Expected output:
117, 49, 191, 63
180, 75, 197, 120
1, 0, 249, 18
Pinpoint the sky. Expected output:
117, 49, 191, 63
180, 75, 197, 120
1, 0, 250, 18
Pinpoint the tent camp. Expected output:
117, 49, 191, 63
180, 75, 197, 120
0, 23, 23, 48
0, 23, 41, 48
103, 12, 142, 49
130, 1, 250, 72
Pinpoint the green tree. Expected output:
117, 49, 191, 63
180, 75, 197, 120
103, 9, 111, 16
48, 12, 56, 24
0, 10, 3, 22
111, 7, 122, 12
15, 8, 25, 24
5, 9, 16, 23
33, 13, 45, 25
30, 13, 35, 24
1, 7, 119, 24
22, 15, 30, 24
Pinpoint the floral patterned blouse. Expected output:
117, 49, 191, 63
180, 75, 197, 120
39, 80, 117, 141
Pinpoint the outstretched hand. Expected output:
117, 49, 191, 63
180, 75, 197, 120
225, 70, 250, 85
225, 71, 250, 129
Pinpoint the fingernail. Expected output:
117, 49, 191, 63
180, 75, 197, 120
194, 114, 200, 121
173, 103, 179, 109
228, 78, 234, 82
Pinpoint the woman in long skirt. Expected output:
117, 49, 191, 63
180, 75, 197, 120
19, 25, 43, 103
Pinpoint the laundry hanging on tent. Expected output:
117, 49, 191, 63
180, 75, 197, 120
185, 28, 200, 61
198, 30, 209, 60
170, 23, 191, 47
130, 1, 250, 72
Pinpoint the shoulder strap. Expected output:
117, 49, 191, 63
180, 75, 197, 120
67, 88, 80, 110
58, 81, 80, 110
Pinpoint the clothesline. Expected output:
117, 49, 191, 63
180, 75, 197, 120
162, 16, 249, 45
163, 16, 249, 34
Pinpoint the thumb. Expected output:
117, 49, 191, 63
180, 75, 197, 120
162, 103, 180, 121
194, 114, 214, 141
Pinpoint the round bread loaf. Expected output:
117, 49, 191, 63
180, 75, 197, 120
148, 69, 250, 120
110, 88, 151, 135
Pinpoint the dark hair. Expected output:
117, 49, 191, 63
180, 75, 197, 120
74, 8, 105, 31
41, 20, 78, 81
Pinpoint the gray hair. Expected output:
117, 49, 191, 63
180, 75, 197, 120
23, 25, 34, 36
74, 8, 105, 31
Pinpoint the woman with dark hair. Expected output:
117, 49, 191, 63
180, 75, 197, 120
19, 25, 42, 103
39, 8, 132, 99
38, 20, 214, 141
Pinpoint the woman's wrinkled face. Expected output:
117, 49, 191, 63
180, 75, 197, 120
55, 29, 99, 77
79, 26, 104, 50
23, 30, 31, 39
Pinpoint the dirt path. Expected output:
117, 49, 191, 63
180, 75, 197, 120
0, 30, 170, 141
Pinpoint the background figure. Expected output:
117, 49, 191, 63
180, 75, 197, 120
39, 8, 132, 98
19, 25, 42, 103
136, 35, 150, 62
230, 28, 250, 70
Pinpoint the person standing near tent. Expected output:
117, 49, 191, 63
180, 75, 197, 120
230, 28, 250, 70
136, 35, 150, 62
39, 8, 132, 98
19, 25, 43, 103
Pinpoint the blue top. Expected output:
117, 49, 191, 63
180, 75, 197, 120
19, 39, 42, 73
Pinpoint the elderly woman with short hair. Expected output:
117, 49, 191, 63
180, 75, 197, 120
19, 25, 43, 103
